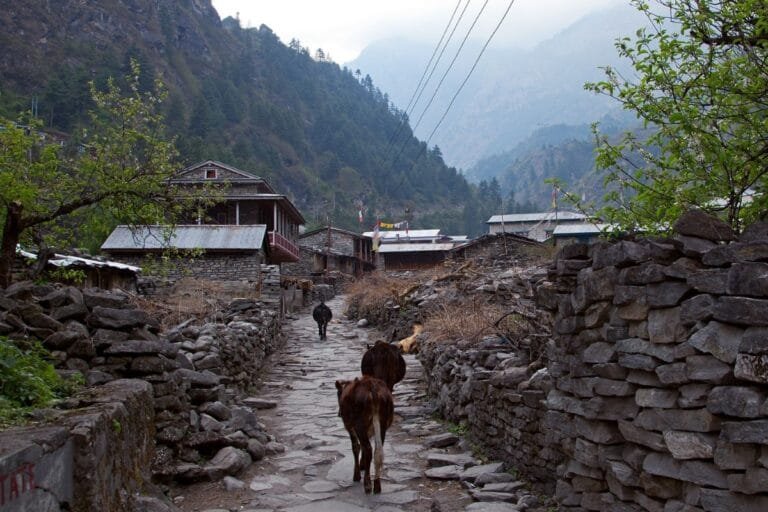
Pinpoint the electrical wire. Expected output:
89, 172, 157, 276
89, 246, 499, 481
391, 0, 518, 195
382, 0, 469, 158
387, 0, 490, 170
424, 0, 517, 145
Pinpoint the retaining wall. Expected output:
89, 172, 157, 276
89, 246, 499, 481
538, 214, 768, 511
0, 379, 154, 512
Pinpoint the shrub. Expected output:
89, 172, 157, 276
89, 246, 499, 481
0, 337, 80, 427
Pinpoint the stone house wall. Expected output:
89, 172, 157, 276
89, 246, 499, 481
418, 340, 561, 491
112, 252, 265, 285
537, 214, 768, 511
301, 229, 356, 255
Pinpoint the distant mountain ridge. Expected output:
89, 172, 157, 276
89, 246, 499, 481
0, 0, 476, 234
349, 3, 647, 170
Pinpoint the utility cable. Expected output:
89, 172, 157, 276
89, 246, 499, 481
387, 0, 489, 172
382, 0, 469, 157
424, 0, 517, 146
390, 0, 517, 196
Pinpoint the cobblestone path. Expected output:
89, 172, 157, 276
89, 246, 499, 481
176, 295, 475, 512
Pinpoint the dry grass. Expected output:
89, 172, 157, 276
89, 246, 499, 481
423, 300, 513, 345
127, 278, 260, 329
344, 272, 422, 311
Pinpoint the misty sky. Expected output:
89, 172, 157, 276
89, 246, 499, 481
211, 0, 624, 63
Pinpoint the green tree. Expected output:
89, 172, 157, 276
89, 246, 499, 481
586, 0, 768, 233
0, 60, 191, 287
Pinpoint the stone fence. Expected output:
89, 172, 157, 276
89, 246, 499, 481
0, 379, 154, 512
537, 212, 768, 511
0, 277, 287, 510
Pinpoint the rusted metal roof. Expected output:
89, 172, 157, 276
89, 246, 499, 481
101, 225, 267, 252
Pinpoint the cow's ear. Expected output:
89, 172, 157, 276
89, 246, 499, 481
335, 380, 344, 391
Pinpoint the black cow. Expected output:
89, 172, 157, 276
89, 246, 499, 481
312, 301, 332, 340
361, 340, 406, 391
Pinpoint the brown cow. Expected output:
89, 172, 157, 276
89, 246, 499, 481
361, 340, 406, 391
335, 376, 394, 494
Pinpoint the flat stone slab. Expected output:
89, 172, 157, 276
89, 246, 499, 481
468, 489, 518, 502
460, 462, 505, 482
386, 469, 422, 482
283, 499, 371, 512
302, 480, 340, 493
243, 397, 278, 409
424, 433, 460, 448
372, 489, 419, 504
425, 464, 464, 480
465, 502, 522, 511
482, 481, 526, 493
426, 452, 477, 468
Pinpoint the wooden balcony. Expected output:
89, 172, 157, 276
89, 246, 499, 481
268, 231, 300, 263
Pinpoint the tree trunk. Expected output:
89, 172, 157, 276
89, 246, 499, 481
0, 201, 24, 288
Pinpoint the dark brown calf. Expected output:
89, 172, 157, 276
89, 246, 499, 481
361, 340, 406, 391
335, 376, 394, 494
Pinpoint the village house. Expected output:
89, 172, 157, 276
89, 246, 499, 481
486, 211, 587, 242
551, 222, 611, 246
100, 160, 305, 284
449, 232, 542, 264
361, 229, 463, 271
283, 226, 376, 278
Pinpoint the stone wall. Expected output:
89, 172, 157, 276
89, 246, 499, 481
114, 252, 265, 291
418, 338, 561, 491
0, 379, 154, 512
537, 212, 768, 511
0, 279, 284, 488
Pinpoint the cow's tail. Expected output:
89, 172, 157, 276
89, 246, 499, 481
372, 408, 384, 482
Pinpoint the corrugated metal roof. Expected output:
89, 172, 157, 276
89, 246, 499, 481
377, 243, 455, 253
101, 225, 267, 251
487, 211, 587, 223
362, 229, 441, 240
553, 223, 611, 235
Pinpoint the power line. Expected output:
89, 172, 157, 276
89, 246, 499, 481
424, 0, 517, 146
409, 0, 490, 134
382, 0, 469, 159
390, 0, 517, 196
402, 0, 465, 118
388, 0, 490, 171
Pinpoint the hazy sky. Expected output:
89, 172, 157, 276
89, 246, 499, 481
211, 0, 623, 63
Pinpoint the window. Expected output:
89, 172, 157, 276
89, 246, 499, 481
205, 168, 217, 179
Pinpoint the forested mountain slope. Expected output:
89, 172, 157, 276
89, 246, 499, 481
0, 0, 474, 233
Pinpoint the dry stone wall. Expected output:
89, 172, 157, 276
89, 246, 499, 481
537, 213, 768, 511
418, 338, 561, 491
0, 277, 285, 494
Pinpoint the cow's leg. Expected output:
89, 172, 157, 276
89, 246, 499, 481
318, 322, 323, 339
372, 413, 384, 494
359, 433, 373, 494
349, 431, 361, 482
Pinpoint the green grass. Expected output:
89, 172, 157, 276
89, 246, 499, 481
0, 337, 83, 428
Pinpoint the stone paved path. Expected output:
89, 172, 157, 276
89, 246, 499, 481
175, 296, 476, 512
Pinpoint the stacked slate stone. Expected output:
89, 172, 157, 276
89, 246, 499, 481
418, 335, 561, 494
538, 211, 768, 511
0, 283, 283, 483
